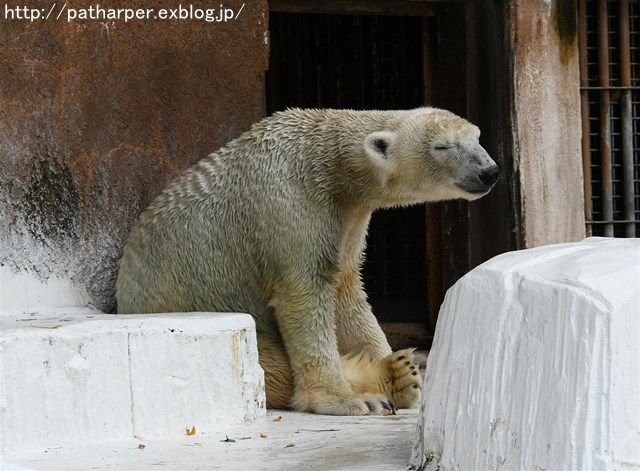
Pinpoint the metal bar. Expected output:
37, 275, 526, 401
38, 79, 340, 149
598, 0, 614, 236
587, 220, 639, 224
579, 0, 592, 236
580, 85, 640, 90
619, 0, 635, 237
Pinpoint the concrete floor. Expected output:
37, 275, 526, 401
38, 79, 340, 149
3, 410, 419, 471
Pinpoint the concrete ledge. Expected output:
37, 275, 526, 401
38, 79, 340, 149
411, 238, 640, 470
0, 311, 265, 454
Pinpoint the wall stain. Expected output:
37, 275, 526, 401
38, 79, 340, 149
22, 154, 80, 243
553, 0, 578, 65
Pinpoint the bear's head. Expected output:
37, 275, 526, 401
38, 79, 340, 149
363, 108, 500, 206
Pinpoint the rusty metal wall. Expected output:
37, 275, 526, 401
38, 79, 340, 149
0, 0, 269, 311
579, 0, 639, 237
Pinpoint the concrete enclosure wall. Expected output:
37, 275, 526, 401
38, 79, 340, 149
510, 0, 586, 246
0, 0, 269, 312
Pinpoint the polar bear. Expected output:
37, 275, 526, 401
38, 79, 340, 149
116, 107, 499, 416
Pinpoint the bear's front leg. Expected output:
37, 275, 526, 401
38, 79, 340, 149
335, 268, 422, 409
272, 279, 395, 416
335, 268, 393, 359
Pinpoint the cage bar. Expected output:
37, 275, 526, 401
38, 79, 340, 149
619, 0, 635, 237
580, 0, 639, 237
598, 0, 614, 237
579, 0, 593, 235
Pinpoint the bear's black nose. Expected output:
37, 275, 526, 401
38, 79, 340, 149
479, 166, 501, 187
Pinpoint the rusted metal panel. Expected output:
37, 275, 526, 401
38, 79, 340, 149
0, 0, 269, 311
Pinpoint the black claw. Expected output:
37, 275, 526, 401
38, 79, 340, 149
410, 365, 415, 370
365, 401, 375, 412
413, 384, 419, 389
396, 355, 406, 361
381, 401, 392, 412
389, 400, 398, 413
404, 360, 411, 366
412, 371, 418, 376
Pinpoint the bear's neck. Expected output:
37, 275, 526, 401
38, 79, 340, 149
302, 110, 405, 211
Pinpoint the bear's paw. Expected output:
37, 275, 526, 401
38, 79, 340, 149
310, 394, 398, 416
385, 348, 422, 409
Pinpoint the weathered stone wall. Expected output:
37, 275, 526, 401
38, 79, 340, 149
0, 0, 269, 312
510, 0, 586, 246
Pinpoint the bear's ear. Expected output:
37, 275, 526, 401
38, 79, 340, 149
364, 131, 395, 162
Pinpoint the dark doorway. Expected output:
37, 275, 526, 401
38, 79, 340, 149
266, 12, 431, 344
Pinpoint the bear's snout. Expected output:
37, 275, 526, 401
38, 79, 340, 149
478, 166, 501, 187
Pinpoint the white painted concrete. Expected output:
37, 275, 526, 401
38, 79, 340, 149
0, 311, 265, 454
411, 237, 640, 471
0, 266, 93, 313
2, 409, 418, 471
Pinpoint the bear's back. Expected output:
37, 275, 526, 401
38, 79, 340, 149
115, 111, 339, 324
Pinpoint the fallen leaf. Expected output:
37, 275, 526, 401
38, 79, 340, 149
238, 436, 252, 440
221, 435, 236, 443
273, 416, 282, 422
284, 443, 295, 448
259, 433, 267, 438
185, 425, 196, 436
137, 444, 146, 449
31, 325, 61, 329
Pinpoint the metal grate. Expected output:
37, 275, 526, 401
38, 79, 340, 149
579, 0, 640, 237
267, 13, 428, 321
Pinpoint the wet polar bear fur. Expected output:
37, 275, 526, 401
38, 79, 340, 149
116, 108, 499, 416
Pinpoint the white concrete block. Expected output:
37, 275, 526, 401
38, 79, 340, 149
411, 237, 640, 471
0, 312, 265, 454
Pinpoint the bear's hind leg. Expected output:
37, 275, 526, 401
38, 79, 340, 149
257, 335, 294, 410
341, 348, 422, 409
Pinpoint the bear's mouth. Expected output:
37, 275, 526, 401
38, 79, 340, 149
455, 182, 493, 196
466, 187, 492, 195
455, 166, 501, 196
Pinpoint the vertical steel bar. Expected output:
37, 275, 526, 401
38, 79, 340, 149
579, 0, 593, 236
619, 0, 635, 237
598, 0, 614, 236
